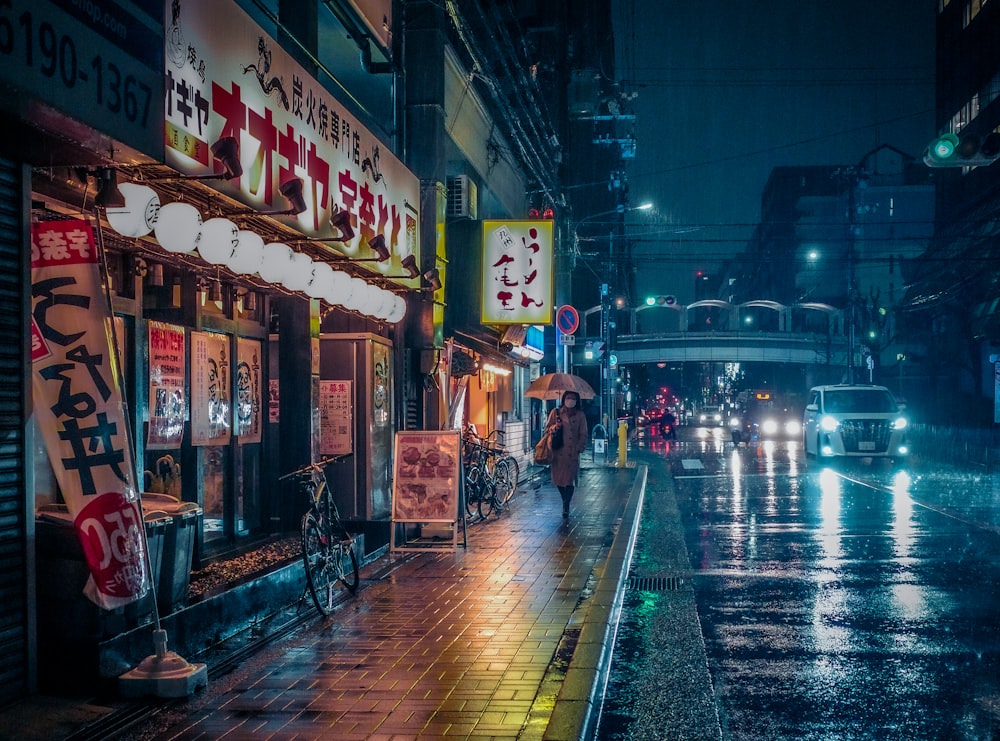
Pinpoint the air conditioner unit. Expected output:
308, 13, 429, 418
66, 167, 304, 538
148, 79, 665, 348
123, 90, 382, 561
447, 175, 478, 220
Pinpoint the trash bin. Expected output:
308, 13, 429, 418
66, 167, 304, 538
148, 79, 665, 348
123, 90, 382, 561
141, 492, 202, 615
34, 505, 101, 692
133, 508, 171, 621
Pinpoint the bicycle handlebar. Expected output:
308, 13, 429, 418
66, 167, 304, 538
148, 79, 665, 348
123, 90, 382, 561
278, 453, 351, 481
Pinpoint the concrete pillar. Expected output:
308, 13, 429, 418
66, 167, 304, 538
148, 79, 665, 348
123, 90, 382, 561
403, 1, 450, 430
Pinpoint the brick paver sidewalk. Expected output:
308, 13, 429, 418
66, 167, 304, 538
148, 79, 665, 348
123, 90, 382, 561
133, 465, 639, 741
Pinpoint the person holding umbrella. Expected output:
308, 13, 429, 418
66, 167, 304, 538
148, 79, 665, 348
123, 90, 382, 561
544, 390, 589, 517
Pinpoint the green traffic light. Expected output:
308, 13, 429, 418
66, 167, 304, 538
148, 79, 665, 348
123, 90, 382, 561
645, 296, 656, 306
931, 132, 959, 159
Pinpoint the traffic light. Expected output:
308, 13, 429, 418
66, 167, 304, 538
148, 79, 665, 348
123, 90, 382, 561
644, 295, 677, 307
923, 131, 1000, 168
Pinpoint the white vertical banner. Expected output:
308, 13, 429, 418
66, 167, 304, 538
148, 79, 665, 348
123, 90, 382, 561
191, 331, 232, 446
30, 219, 148, 609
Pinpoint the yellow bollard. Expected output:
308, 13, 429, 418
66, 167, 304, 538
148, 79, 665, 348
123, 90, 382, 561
617, 420, 628, 467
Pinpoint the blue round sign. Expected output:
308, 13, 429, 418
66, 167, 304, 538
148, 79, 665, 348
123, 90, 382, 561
556, 305, 580, 334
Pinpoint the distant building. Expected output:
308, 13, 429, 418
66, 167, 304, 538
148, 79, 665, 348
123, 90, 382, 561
732, 153, 933, 373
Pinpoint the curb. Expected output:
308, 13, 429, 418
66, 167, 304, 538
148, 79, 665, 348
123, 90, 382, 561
543, 464, 648, 741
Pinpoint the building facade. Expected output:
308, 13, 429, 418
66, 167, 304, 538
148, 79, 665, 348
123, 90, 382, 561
0, 0, 615, 705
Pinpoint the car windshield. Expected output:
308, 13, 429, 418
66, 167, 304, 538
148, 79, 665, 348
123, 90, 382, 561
823, 389, 897, 414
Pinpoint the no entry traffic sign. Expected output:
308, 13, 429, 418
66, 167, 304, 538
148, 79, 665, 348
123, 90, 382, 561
556, 305, 580, 335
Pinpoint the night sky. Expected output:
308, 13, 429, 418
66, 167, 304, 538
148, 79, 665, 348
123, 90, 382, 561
612, 0, 936, 303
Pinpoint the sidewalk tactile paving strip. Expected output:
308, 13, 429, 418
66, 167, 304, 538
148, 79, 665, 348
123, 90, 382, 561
139, 466, 635, 741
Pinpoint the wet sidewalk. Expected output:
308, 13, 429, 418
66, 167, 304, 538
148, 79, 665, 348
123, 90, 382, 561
105, 461, 645, 741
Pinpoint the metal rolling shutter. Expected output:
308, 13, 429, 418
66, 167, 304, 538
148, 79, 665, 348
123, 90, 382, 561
0, 156, 29, 705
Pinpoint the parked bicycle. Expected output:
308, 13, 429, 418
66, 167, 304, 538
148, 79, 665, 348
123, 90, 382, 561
461, 428, 520, 520
279, 456, 359, 615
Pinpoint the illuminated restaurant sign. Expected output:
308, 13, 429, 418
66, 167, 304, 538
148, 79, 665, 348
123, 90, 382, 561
162, 0, 419, 279
481, 220, 554, 325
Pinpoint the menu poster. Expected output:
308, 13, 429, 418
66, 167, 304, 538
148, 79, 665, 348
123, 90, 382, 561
191, 331, 231, 446
392, 431, 461, 522
319, 380, 353, 455
147, 321, 186, 449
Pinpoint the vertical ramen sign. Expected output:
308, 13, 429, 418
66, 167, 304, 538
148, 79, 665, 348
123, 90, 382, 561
31, 220, 148, 609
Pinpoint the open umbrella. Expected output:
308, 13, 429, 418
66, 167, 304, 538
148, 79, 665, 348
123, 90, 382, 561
524, 372, 597, 401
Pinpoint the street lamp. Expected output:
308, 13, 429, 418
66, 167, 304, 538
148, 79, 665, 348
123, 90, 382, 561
573, 201, 653, 428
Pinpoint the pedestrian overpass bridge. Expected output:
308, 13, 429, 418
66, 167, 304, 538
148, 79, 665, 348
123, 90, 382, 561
572, 299, 853, 367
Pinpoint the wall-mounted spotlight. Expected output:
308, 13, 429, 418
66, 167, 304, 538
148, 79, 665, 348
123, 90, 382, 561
367, 235, 391, 262
329, 206, 355, 242
228, 177, 307, 217
132, 256, 149, 278
142, 136, 243, 182
75, 167, 126, 208
399, 254, 420, 279
423, 268, 442, 292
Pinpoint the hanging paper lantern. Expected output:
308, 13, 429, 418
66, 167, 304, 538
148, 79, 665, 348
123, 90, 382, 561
281, 251, 314, 292
325, 270, 353, 306
154, 202, 202, 253
197, 218, 239, 264
305, 261, 335, 298
226, 230, 265, 274
359, 283, 388, 316
258, 243, 294, 283
386, 295, 407, 323
342, 277, 369, 312
372, 289, 396, 320
106, 183, 160, 238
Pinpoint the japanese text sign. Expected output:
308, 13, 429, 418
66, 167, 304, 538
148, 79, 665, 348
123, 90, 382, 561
191, 331, 231, 447
163, 0, 420, 281
31, 220, 148, 609
147, 321, 186, 450
481, 220, 553, 325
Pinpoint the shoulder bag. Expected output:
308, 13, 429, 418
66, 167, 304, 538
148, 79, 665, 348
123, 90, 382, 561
534, 430, 553, 465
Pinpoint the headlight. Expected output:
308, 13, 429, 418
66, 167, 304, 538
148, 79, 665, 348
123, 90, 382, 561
699, 414, 707, 423
713, 413, 722, 422
761, 419, 778, 435
729, 416, 741, 427
785, 420, 802, 435
820, 415, 839, 432
893, 417, 908, 430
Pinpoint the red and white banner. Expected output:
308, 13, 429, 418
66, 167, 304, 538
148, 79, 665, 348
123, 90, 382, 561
31, 220, 148, 609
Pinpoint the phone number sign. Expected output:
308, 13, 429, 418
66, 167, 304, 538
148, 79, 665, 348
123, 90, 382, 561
0, 0, 164, 156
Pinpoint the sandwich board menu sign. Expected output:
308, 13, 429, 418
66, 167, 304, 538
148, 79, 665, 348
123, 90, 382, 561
390, 430, 466, 552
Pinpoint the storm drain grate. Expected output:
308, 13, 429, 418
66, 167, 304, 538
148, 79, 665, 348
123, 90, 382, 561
627, 575, 685, 592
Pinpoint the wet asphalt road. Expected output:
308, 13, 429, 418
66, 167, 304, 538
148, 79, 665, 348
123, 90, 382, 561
597, 428, 1000, 741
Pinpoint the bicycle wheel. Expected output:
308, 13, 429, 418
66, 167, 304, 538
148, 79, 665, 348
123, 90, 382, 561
334, 539, 360, 592
465, 465, 483, 519
494, 457, 518, 506
301, 511, 337, 615
478, 478, 496, 518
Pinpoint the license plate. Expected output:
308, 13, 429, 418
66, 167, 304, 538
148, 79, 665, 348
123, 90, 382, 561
858, 441, 876, 451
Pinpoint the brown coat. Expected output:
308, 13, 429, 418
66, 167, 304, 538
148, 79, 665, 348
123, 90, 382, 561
544, 405, 588, 487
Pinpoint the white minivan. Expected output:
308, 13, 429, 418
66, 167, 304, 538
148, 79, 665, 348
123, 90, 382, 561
802, 384, 908, 460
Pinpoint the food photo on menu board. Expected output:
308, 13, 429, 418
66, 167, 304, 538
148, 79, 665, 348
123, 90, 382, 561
393, 432, 460, 521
